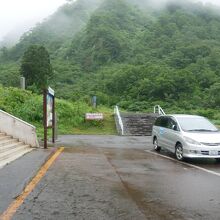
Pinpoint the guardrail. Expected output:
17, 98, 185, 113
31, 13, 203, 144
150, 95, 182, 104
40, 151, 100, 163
0, 110, 39, 147
154, 105, 166, 115
114, 106, 124, 135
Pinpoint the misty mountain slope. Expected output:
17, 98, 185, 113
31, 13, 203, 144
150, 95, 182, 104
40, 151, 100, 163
67, 0, 220, 71
67, 0, 149, 70
60, 0, 220, 109
1, 0, 220, 111
127, 0, 220, 15
131, 4, 220, 67
6, 0, 103, 61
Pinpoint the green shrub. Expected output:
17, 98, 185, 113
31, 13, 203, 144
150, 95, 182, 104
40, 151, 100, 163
0, 86, 115, 136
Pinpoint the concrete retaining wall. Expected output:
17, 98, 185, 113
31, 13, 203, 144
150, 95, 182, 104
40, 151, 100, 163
0, 110, 39, 147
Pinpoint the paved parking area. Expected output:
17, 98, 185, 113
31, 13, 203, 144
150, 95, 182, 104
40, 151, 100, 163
1, 135, 220, 220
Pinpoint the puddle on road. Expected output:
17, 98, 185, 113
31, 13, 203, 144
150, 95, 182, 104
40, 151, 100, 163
103, 149, 185, 220
114, 179, 185, 220
60, 145, 215, 220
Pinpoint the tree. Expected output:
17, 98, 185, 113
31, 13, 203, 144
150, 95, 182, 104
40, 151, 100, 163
20, 45, 53, 91
208, 82, 220, 107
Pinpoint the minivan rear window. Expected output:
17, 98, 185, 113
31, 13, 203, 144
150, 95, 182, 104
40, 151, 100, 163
154, 117, 162, 126
155, 117, 168, 128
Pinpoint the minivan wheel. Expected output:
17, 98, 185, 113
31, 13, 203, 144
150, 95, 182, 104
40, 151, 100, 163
153, 137, 161, 152
175, 143, 184, 161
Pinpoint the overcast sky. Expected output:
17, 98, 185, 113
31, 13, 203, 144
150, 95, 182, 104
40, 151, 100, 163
0, 0, 220, 41
0, 0, 67, 41
202, 0, 220, 5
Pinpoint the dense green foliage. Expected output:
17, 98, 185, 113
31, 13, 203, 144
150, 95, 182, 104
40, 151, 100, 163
20, 45, 53, 91
1, 0, 220, 116
65, 0, 220, 111
0, 86, 116, 136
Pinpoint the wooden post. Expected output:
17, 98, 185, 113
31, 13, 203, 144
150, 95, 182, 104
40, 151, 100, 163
43, 89, 47, 149
52, 94, 55, 143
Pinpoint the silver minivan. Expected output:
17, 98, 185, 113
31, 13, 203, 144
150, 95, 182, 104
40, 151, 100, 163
152, 114, 220, 161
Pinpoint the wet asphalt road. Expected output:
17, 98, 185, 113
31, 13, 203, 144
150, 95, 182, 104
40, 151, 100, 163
0, 135, 220, 220
0, 148, 53, 214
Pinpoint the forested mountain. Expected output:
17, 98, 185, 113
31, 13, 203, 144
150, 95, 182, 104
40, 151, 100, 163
0, 0, 103, 89
1, 0, 220, 113
0, 0, 103, 61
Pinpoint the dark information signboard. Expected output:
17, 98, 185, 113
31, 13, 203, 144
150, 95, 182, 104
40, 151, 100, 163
43, 87, 55, 149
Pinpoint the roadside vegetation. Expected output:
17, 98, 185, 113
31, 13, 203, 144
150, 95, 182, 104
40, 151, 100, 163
0, 86, 116, 137
1, 0, 220, 130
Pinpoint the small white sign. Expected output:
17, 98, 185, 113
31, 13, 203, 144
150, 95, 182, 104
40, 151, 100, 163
85, 113, 104, 120
46, 87, 54, 127
48, 87, 55, 96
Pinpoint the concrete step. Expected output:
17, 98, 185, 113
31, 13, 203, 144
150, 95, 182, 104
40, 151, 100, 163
120, 113, 158, 136
0, 147, 33, 169
121, 113, 158, 117
0, 135, 12, 141
0, 138, 18, 146
0, 142, 24, 153
125, 130, 152, 132
126, 124, 152, 126
0, 132, 33, 169
125, 133, 152, 136
0, 132, 6, 137
0, 144, 31, 161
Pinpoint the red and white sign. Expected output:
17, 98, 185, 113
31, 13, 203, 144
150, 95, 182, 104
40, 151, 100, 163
85, 113, 104, 120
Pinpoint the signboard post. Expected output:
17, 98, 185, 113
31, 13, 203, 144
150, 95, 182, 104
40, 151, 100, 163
20, 77, 25, 90
92, 96, 97, 108
43, 87, 55, 149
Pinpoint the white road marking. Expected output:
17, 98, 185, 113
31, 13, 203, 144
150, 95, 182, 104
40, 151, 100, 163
145, 150, 220, 178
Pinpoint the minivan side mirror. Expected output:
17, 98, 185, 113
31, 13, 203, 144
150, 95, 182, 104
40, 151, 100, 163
172, 124, 178, 131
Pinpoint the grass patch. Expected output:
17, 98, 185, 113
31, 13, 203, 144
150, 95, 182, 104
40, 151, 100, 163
35, 106, 117, 138
0, 86, 117, 138
71, 113, 117, 135
57, 106, 117, 135
2, 86, 220, 137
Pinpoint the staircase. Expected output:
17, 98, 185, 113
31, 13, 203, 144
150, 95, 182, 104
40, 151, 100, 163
0, 132, 33, 168
0, 109, 39, 169
114, 105, 165, 136
120, 113, 158, 136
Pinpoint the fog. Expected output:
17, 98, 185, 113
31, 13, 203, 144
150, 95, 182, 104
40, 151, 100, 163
0, 0, 220, 44
0, 0, 68, 41
201, 0, 220, 5
134, 0, 220, 9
